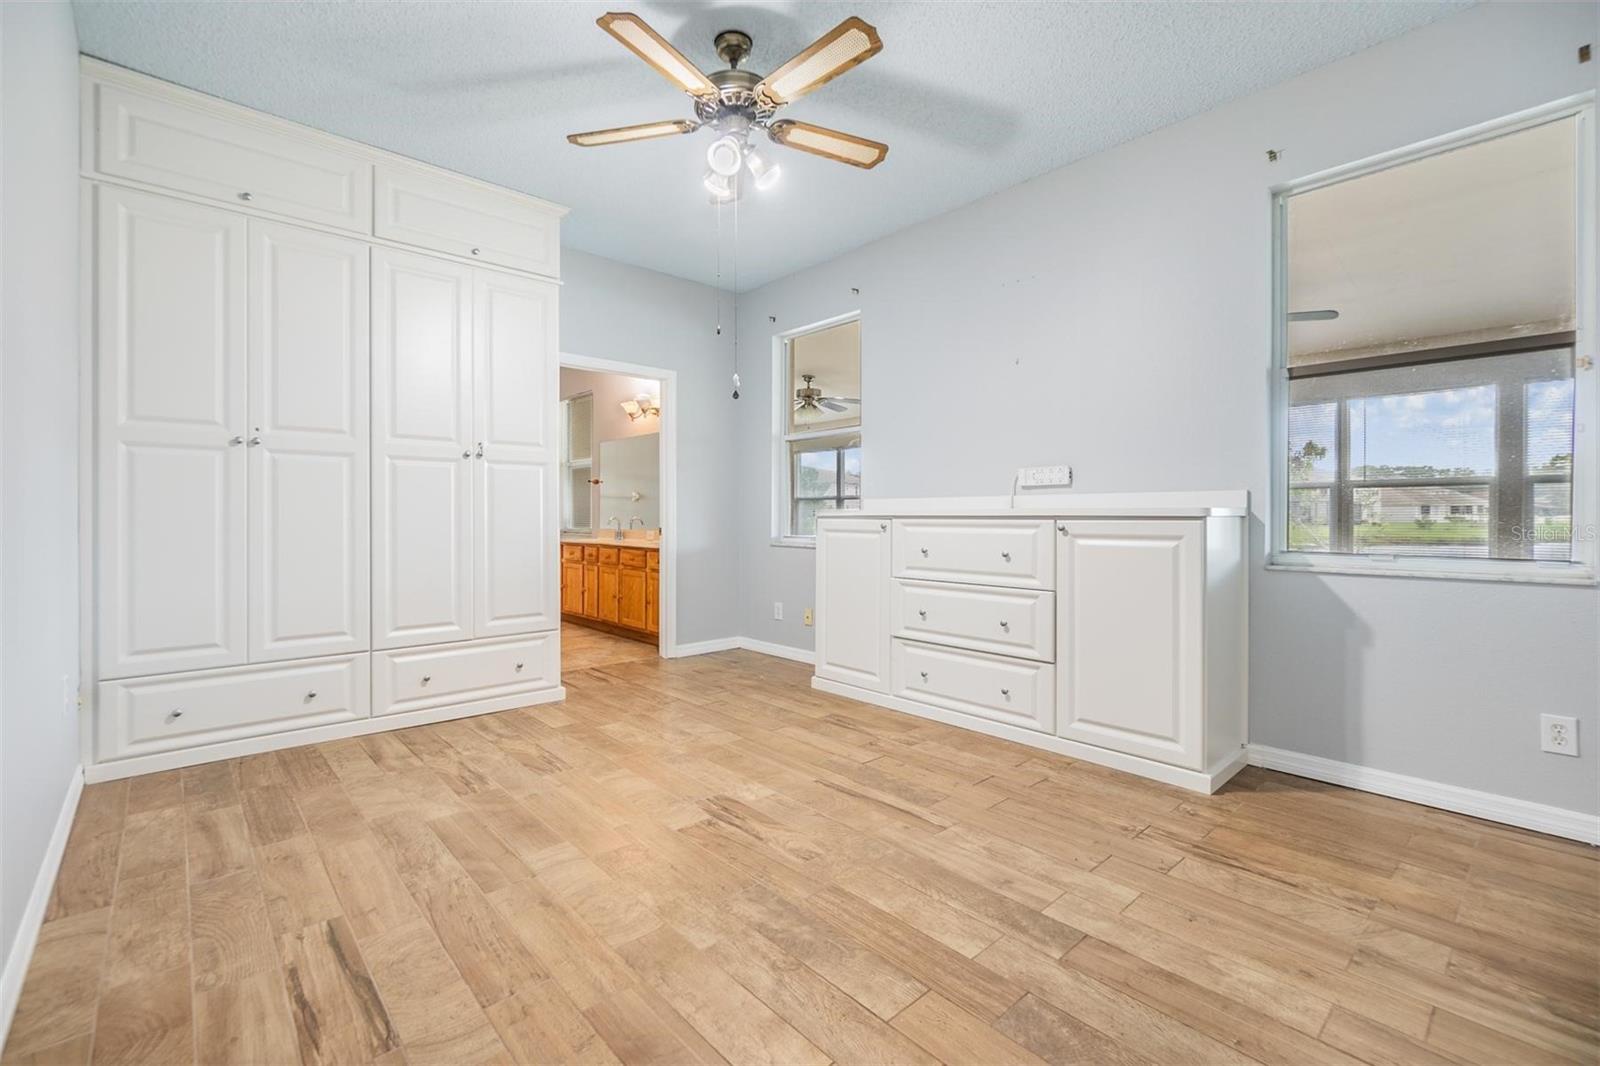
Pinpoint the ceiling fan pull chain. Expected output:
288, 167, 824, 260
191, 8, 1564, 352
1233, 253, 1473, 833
730, 191, 741, 400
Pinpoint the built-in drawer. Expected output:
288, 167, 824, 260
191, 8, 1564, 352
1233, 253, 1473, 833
561, 544, 584, 562
97, 655, 368, 762
892, 580, 1055, 662
647, 551, 660, 571
598, 546, 620, 565
619, 547, 649, 568
88, 80, 372, 232
374, 163, 562, 277
373, 633, 557, 717
583, 545, 600, 563
892, 519, 1054, 589
892, 639, 1054, 733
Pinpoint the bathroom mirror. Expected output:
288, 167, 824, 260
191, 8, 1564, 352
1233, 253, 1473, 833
598, 433, 660, 530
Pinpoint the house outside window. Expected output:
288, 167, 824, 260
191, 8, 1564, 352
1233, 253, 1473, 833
775, 316, 862, 543
1273, 107, 1593, 582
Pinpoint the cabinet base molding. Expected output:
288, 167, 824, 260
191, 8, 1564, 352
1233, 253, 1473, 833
83, 684, 565, 784
812, 676, 1248, 794
561, 614, 659, 646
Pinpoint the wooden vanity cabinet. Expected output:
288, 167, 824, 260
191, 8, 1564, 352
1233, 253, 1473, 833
562, 540, 658, 641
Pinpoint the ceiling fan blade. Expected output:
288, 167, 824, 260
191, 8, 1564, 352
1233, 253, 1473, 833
819, 400, 848, 413
755, 16, 882, 107
567, 119, 698, 147
824, 397, 861, 404
596, 12, 720, 98
1287, 309, 1340, 322
768, 120, 888, 169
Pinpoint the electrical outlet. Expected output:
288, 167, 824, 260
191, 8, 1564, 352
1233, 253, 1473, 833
773, 601, 783, 621
803, 608, 813, 626
1541, 714, 1579, 756
1017, 465, 1073, 489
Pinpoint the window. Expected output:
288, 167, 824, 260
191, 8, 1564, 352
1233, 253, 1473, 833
1274, 109, 1593, 580
561, 393, 593, 531
776, 317, 861, 541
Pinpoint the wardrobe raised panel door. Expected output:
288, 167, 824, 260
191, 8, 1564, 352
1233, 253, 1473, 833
1056, 519, 1205, 769
372, 248, 473, 649
815, 517, 890, 691
248, 221, 370, 662
96, 186, 247, 679
472, 270, 558, 637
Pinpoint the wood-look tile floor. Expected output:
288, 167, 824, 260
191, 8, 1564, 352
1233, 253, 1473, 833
560, 622, 659, 672
6, 650, 1597, 1065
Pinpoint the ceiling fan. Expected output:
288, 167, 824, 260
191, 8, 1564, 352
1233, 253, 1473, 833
568, 12, 888, 201
794, 374, 860, 415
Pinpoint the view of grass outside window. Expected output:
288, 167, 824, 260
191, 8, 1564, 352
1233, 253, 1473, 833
780, 318, 861, 539
1280, 114, 1579, 565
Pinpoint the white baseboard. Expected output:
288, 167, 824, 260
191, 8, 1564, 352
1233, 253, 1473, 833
0, 765, 84, 1051
1247, 744, 1600, 845
738, 637, 814, 664
666, 637, 742, 658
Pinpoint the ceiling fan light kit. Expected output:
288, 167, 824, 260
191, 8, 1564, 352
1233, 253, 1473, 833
570, 10, 891, 202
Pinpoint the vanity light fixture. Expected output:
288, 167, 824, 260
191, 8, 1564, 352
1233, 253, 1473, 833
620, 394, 661, 421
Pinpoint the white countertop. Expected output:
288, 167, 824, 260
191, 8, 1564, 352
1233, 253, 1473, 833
822, 490, 1250, 520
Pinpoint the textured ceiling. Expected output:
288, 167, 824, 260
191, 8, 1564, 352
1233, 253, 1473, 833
73, 0, 1469, 290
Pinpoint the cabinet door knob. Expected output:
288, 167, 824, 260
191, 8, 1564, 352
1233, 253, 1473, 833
470, 247, 481, 256
919, 547, 929, 557
462, 450, 472, 459
421, 675, 431, 685
168, 709, 184, 721
228, 435, 244, 446
999, 620, 1009, 630
919, 670, 928, 681
1000, 688, 1011, 698
515, 662, 524, 672
238, 191, 253, 202
917, 608, 926, 620
305, 691, 317, 701
879, 522, 887, 531
1001, 551, 1011, 561
1057, 523, 1068, 535
247, 435, 262, 446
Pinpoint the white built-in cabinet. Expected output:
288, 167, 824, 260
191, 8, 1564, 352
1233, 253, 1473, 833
815, 499, 1248, 793
84, 59, 567, 779
371, 249, 558, 650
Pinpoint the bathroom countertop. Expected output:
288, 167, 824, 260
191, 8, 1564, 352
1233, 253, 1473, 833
561, 534, 662, 548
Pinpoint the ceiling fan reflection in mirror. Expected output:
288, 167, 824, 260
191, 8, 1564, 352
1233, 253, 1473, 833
794, 374, 861, 415
568, 12, 889, 202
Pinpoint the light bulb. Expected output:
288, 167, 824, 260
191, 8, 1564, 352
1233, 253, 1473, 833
703, 169, 736, 202
745, 149, 781, 191
705, 134, 744, 177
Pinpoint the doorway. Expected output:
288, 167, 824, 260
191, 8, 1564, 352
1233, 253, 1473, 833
557, 353, 677, 674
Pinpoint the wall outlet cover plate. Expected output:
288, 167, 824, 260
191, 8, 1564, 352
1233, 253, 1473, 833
1540, 713, 1579, 756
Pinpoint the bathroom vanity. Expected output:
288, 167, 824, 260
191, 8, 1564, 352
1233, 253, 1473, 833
560, 536, 660, 642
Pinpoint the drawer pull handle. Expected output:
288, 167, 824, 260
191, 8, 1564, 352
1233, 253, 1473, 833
515, 662, 524, 672
919, 547, 929, 557
238, 191, 253, 202
421, 675, 432, 685
919, 670, 928, 681
471, 247, 481, 256
1000, 688, 1011, 698
879, 522, 887, 531
1001, 551, 1011, 561
917, 608, 927, 620
305, 691, 317, 701
168, 709, 184, 721
999, 620, 1009, 630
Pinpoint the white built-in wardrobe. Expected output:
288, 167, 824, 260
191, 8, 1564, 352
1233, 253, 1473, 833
82, 59, 567, 779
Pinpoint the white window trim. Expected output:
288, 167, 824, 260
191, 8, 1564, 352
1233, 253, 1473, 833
771, 310, 862, 548
1268, 94, 1598, 587
561, 392, 594, 534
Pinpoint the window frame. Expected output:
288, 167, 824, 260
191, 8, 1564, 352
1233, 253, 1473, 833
1268, 96, 1597, 586
772, 311, 863, 548
561, 391, 594, 534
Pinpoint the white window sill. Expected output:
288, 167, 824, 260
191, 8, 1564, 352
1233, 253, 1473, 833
1267, 552, 1596, 587
771, 536, 817, 550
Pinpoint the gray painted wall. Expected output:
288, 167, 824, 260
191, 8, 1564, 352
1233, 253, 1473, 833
734, 1, 1600, 816
560, 249, 740, 647
1, 0, 82, 988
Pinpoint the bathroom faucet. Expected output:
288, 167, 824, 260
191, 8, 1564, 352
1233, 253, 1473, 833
607, 517, 622, 541
629, 516, 645, 530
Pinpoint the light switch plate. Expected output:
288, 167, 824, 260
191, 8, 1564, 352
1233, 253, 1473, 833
1017, 465, 1073, 489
